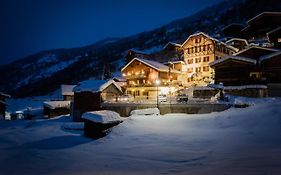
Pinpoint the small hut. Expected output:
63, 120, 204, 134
0, 92, 10, 119
72, 79, 123, 122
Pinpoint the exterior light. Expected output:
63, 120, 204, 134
155, 79, 160, 85
122, 73, 126, 76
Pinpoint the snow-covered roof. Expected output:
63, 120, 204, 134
43, 101, 71, 110
163, 60, 186, 65
225, 38, 249, 45
163, 42, 182, 49
181, 32, 239, 52
209, 55, 256, 67
259, 51, 281, 63
221, 23, 244, 31
233, 46, 279, 56
82, 110, 123, 124
127, 49, 149, 55
61, 85, 76, 96
73, 79, 122, 93
0, 92, 10, 98
121, 58, 181, 74
246, 12, 281, 25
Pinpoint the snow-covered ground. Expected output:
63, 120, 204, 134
1, 98, 281, 175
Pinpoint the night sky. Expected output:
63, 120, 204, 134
0, 0, 222, 65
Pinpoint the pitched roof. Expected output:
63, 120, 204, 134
121, 57, 181, 74
43, 101, 71, 110
73, 79, 122, 93
267, 26, 281, 36
233, 46, 279, 56
0, 100, 8, 105
247, 12, 281, 25
209, 55, 256, 67
259, 51, 281, 63
163, 42, 182, 49
181, 32, 239, 52
0, 92, 10, 98
127, 49, 149, 55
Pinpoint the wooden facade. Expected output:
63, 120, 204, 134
210, 47, 281, 87
261, 52, 281, 83
121, 58, 181, 100
182, 32, 238, 86
242, 12, 281, 42
210, 58, 257, 86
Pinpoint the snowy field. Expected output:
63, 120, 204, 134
1, 98, 281, 175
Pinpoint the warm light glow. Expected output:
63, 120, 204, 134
122, 73, 126, 76
160, 87, 169, 94
141, 71, 145, 74
127, 73, 131, 76
155, 79, 160, 85
135, 72, 139, 75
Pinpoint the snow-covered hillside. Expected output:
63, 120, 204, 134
1, 0, 280, 98
1, 98, 281, 174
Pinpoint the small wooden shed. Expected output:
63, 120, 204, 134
72, 79, 123, 122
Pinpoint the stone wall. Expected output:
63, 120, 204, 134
193, 86, 268, 99
102, 103, 230, 117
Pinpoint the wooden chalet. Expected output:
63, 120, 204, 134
210, 46, 281, 88
0, 92, 10, 118
124, 49, 150, 64
72, 79, 122, 122
181, 32, 239, 86
210, 56, 257, 86
259, 51, 281, 96
153, 42, 184, 63
241, 12, 281, 42
121, 58, 182, 100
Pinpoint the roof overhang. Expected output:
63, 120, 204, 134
209, 56, 256, 67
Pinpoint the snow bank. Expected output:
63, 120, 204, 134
130, 108, 160, 116
82, 110, 123, 124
